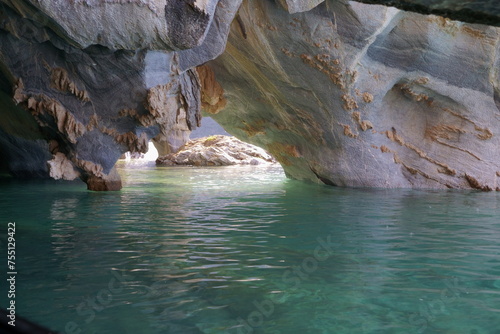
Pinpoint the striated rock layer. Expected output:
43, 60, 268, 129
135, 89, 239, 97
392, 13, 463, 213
207, 0, 500, 190
0, 0, 500, 190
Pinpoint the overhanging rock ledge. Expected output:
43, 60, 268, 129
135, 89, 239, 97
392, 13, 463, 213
0, 0, 499, 190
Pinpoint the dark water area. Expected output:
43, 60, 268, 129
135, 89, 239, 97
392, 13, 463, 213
1, 161, 500, 333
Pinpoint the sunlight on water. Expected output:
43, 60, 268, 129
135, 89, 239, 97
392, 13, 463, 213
121, 142, 159, 162
1, 163, 500, 334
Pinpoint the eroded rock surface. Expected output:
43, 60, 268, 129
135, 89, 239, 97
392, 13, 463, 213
0, 0, 221, 50
1, 0, 500, 190
208, 0, 500, 190
156, 135, 276, 166
0, 0, 241, 190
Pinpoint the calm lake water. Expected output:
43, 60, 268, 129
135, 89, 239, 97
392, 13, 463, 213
1, 161, 500, 334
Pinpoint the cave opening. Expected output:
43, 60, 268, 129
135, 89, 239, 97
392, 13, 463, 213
120, 116, 284, 174
3, 1, 500, 333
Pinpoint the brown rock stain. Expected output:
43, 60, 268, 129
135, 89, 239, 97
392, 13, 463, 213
475, 126, 493, 140
426, 124, 465, 141
196, 65, 227, 115
50, 67, 90, 102
297, 53, 350, 89
13, 78, 26, 104
399, 84, 430, 103
118, 109, 138, 118
465, 174, 492, 191
266, 142, 301, 166
143, 82, 176, 126
342, 124, 357, 138
341, 94, 358, 110
101, 127, 148, 153
291, 108, 326, 145
386, 127, 456, 176
352, 111, 361, 122
86, 114, 99, 131
241, 119, 267, 137
280, 48, 295, 58
430, 16, 452, 28
434, 138, 482, 161
351, 111, 374, 132
440, 108, 493, 140
461, 26, 486, 39
362, 92, 373, 103
27, 96, 86, 144
360, 120, 373, 131
84, 167, 122, 191
385, 129, 404, 145
404, 165, 419, 175
402, 164, 440, 183
414, 77, 429, 85
75, 159, 103, 178
437, 167, 454, 175
380, 145, 391, 153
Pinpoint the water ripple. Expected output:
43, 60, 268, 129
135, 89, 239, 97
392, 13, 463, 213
2, 165, 500, 333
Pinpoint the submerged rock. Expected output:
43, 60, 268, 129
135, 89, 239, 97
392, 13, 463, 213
84, 166, 122, 191
156, 135, 276, 166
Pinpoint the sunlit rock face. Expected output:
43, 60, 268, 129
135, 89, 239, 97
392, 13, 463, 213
156, 135, 276, 166
207, 0, 500, 190
0, 0, 241, 190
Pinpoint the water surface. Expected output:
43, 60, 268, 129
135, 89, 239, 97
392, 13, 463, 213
1, 162, 500, 334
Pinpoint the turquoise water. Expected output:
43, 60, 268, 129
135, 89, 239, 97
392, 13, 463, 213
1, 161, 500, 334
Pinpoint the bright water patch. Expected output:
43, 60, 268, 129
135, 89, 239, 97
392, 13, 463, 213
1, 162, 500, 334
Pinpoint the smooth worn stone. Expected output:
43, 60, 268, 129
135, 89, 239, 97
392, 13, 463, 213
207, 0, 500, 190
277, 0, 325, 14
0, 0, 220, 50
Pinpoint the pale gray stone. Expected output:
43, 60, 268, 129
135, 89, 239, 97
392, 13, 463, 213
209, 0, 500, 190
0, 0, 220, 50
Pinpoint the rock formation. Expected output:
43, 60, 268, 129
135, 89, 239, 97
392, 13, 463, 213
0, 0, 499, 190
0, 0, 241, 190
207, 1, 500, 190
156, 135, 276, 166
